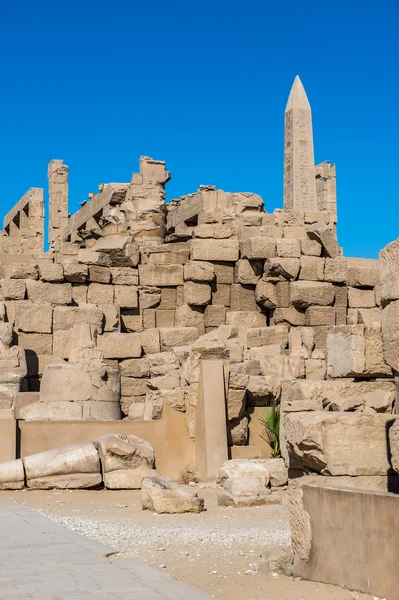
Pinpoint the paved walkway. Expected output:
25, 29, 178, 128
0, 499, 213, 600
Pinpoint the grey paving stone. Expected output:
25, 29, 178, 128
0, 499, 213, 600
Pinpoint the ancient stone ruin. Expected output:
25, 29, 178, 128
0, 75, 398, 598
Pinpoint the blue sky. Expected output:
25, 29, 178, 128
1, 0, 397, 258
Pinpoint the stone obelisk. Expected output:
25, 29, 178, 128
283, 76, 317, 211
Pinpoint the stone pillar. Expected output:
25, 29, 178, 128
28, 188, 44, 254
121, 156, 170, 241
195, 360, 228, 481
48, 160, 69, 252
8, 219, 20, 254
315, 161, 337, 221
19, 208, 29, 254
283, 76, 317, 211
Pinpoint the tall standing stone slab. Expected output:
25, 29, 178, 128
284, 76, 317, 212
48, 159, 69, 252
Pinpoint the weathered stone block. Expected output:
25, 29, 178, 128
290, 281, 335, 309
226, 311, 267, 328
17, 333, 53, 355
327, 325, 365, 377
26, 281, 72, 305
264, 257, 300, 280
184, 261, 215, 282
52, 305, 104, 331
141, 328, 160, 354
184, 281, 211, 306
114, 285, 138, 309
191, 239, 239, 262
15, 302, 52, 334
380, 239, 399, 302
212, 283, 231, 306
276, 238, 301, 258
299, 256, 325, 281
88, 266, 111, 283
155, 309, 175, 328
159, 327, 198, 350
63, 263, 88, 283
39, 263, 64, 282
6, 264, 38, 280
324, 257, 348, 283
300, 238, 322, 256
348, 287, 375, 308
142, 475, 205, 513
97, 333, 141, 359
240, 237, 276, 259
273, 307, 306, 326
307, 223, 340, 258
348, 263, 379, 288
0, 459, 25, 490
139, 264, 183, 287
284, 412, 395, 475
234, 259, 263, 284
305, 306, 335, 327
214, 262, 234, 283
204, 305, 226, 327
110, 267, 138, 285
1, 279, 26, 301
255, 281, 277, 309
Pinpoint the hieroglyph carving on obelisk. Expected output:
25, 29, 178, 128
283, 76, 317, 211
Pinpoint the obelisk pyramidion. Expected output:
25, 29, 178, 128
283, 76, 317, 211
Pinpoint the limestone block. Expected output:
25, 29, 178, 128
159, 288, 177, 310
159, 327, 198, 351
147, 250, 189, 265
283, 226, 307, 240
264, 257, 300, 280
364, 326, 392, 377
184, 281, 211, 306
381, 300, 399, 371
226, 311, 267, 328
139, 288, 161, 309
110, 267, 139, 286
299, 256, 325, 281
103, 304, 120, 332
305, 306, 335, 327
86, 236, 139, 267
24, 442, 102, 489
88, 266, 111, 283
87, 283, 114, 305
276, 281, 290, 307
53, 330, 70, 358
82, 401, 121, 420
121, 377, 149, 397
128, 402, 145, 420
143, 309, 156, 329
212, 283, 231, 306
39, 263, 64, 282
174, 304, 204, 334
348, 264, 379, 288
380, 239, 399, 302
327, 325, 365, 377
356, 307, 381, 326
263, 458, 288, 487
234, 259, 262, 285
15, 302, 52, 334
334, 284, 348, 307
239, 237, 276, 260
142, 475, 205, 513
114, 285, 138, 309
148, 371, 180, 391
72, 284, 88, 304
26, 281, 72, 305
52, 305, 104, 331
190, 239, 239, 262
348, 287, 375, 308
276, 238, 301, 258
307, 222, 340, 258
227, 388, 246, 420
218, 488, 281, 507
120, 357, 150, 377
214, 262, 234, 283
247, 375, 280, 406
184, 261, 215, 282
1, 280, 26, 301
305, 358, 326, 380
0, 459, 25, 490
290, 281, 335, 309
273, 307, 306, 326
389, 419, 399, 472
63, 263, 88, 283
24, 401, 83, 421
155, 310, 175, 328
230, 284, 257, 311
148, 388, 185, 412
217, 459, 280, 507
246, 325, 289, 349
227, 416, 249, 446
204, 305, 226, 327
17, 333, 53, 355
324, 257, 348, 283
97, 332, 141, 359
141, 328, 160, 354
95, 433, 155, 489
6, 264, 38, 280
138, 264, 183, 287
255, 280, 277, 309
300, 238, 322, 256
41, 363, 92, 402
284, 412, 395, 475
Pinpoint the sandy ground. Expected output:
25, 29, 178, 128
3, 486, 378, 600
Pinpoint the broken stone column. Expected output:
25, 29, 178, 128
315, 161, 337, 221
120, 156, 170, 241
48, 159, 69, 252
283, 76, 317, 212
